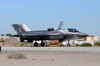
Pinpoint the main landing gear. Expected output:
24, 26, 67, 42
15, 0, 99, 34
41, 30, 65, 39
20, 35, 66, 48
34, 41, 45, 47
41, 41, 45, 47
34, 42, 38, 47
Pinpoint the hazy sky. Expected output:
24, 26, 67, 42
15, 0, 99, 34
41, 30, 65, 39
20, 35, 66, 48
0, 0, 100, 36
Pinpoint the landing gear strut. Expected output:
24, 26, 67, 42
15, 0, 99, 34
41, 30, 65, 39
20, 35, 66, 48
20, 38, 24, 42
67, 40, 71, 47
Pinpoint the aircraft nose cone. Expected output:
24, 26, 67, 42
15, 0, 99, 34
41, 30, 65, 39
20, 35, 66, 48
83, 34, 88, 37
84, 33, 89, 37
79, 34, 88, 38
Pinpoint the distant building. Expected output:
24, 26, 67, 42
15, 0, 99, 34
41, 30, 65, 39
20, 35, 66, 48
48, 36, 100, 45
62, 36, 100, 45
93, 36, 100, 42
86, 36, 94, 41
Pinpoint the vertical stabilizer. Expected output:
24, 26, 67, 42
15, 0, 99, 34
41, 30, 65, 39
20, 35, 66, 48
12, 24, 27, 34
58, 21, 63, 30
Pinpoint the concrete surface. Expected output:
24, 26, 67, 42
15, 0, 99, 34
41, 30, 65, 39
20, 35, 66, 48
1, 46, 100, 53
0, 47, 100, 66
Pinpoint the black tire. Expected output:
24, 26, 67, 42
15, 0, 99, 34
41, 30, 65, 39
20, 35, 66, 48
67, 44, 71, 47
41, 42, 45, 47
34, 43, 38, 47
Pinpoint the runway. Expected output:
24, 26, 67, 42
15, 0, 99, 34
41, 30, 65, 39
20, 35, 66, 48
1, 46, 100, 53
1, 46, 100, 66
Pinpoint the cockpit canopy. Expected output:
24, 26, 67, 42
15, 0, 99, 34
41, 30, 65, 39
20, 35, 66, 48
68, 28, 79, 32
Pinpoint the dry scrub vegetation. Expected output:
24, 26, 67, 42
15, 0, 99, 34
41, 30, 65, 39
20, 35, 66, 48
8, 52, 27, 59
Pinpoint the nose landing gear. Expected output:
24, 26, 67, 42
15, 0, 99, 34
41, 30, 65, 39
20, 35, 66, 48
67, 44, 71, 47
67, 40, 71, 47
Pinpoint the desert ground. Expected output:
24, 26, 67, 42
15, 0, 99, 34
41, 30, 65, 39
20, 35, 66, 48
0, 47, 100, 66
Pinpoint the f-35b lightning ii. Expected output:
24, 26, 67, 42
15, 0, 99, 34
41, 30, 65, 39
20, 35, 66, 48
12, 22, 88, 47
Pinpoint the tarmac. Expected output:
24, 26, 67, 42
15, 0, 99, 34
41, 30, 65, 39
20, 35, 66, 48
0, 47, 100, 66
1, 46, 100, 53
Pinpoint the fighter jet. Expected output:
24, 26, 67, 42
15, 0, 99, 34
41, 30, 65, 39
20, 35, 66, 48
12, 22, 88, 47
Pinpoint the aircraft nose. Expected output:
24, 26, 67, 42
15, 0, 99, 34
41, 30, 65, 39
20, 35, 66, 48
79, 33, 89, 38
83, 33, 89, 37
83, 34, 88, 37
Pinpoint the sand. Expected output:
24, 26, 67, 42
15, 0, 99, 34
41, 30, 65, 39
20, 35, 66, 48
0, 51, 100, 66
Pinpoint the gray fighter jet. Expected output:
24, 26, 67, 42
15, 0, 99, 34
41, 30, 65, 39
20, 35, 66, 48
12, 22, 88, 47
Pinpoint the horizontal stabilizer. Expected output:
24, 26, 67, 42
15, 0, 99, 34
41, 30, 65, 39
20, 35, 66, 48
20, 24, 31, 31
